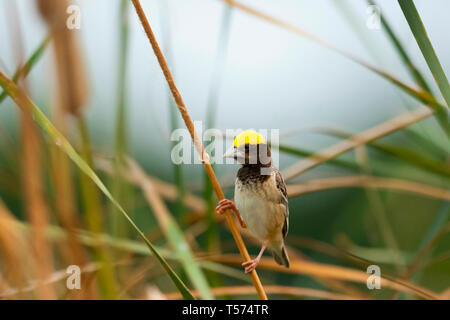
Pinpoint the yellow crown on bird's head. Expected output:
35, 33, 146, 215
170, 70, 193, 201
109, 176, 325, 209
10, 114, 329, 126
233, 130, 267, 148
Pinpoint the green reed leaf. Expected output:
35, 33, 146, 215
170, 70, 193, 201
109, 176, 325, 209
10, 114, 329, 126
0, 70, 195, 300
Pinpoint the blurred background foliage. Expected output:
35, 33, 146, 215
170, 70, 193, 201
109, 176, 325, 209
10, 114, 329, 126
0, 0, 448, 299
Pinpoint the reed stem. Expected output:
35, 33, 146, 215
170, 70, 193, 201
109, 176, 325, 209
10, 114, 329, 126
130, 0, 267, 300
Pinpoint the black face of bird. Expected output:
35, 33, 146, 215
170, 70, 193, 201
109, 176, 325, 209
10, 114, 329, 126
223, 143, 272, 167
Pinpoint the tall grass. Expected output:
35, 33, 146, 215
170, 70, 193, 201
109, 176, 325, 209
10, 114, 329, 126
0, 0, 447, 300
398, 0, 450, 108
111, 0, 133, 239
0, 70, 194, 300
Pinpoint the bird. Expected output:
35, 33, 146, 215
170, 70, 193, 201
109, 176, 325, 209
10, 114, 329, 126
216, 130, 290, 273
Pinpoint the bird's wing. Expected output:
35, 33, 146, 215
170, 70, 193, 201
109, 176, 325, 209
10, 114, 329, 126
275, 170, 289, 239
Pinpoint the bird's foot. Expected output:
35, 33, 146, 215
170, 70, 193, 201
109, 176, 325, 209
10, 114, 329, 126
215, 199, 246, 228
242, 257, 261, 274
215, 199, 235, 215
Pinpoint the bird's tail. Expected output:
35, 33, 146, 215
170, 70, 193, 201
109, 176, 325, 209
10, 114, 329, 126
271, 245, 290, 268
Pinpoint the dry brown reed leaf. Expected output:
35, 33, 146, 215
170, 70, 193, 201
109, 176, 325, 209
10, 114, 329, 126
6, 2, 57, 299
127, 159, 173, 231
36, 0, 90, 277
0, 273, 10, 295
288, 236, 374, 268
100, 161, 427, 298
36, 0, 87, 116
49, 147, 90, 269
99, 158, 443, 299
126, 158, 213, 299
119, 265, 153, 299
20, 140, 57, 300
101, 157, 448, 223
165, 284, 366, 300
282, 107, 434, 181
287, 175, 450, 201
183, 222, 208, 252
131, 0, 267, 299
0, 200, 33, 298
95, 156, 206, 213
0, 262, 101, 299
141, 177, 206, 213
207, 254, 440, 300
284, 246, 370, 299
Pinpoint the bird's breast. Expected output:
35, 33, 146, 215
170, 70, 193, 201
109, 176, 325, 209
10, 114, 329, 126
234, 177, 284, 243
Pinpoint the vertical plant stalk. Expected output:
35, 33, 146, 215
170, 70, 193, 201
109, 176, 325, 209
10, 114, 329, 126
0, 199, 36, 298
78, 118, 119, 299
205, 3, 233, 253
111, 0, 132, 239
158, 0, 186, 219
354, 147, 406, 274
6, 1, 56, 299
398, 0, 450, 108
130, 0, 267, 300
37, 0, 116, 298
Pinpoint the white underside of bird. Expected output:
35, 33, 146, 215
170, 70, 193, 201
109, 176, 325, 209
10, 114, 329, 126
234, 171, 289, 267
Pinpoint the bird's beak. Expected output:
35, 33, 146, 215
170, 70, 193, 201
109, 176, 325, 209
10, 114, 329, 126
223, 146, 244, 161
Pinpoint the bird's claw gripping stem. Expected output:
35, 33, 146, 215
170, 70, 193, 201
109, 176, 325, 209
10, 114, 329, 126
215, 199, 246, 228
242, 244, 267, 273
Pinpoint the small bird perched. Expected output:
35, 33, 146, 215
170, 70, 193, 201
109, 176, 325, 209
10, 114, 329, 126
216, 130, 290, 273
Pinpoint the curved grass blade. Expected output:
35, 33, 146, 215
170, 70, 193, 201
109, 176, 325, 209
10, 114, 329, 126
287, 175, 450, 201
397, 0, 450, 139
16, 221, 254, 288
95, 157, 208, 214
282, 106, 434, 181
209, 254, 439, 300
278, 144, 358, 171
127, 159, 213, 299
368, 0, 431, 92
390, 203, 449, 299
0, 70, 195, 300
398, 0, 450, 108
0, 35, 50, 104
221, 0, 450, 135
165, 285, 365, 300
309, 127, 450, 177
335, 0, 445, 140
